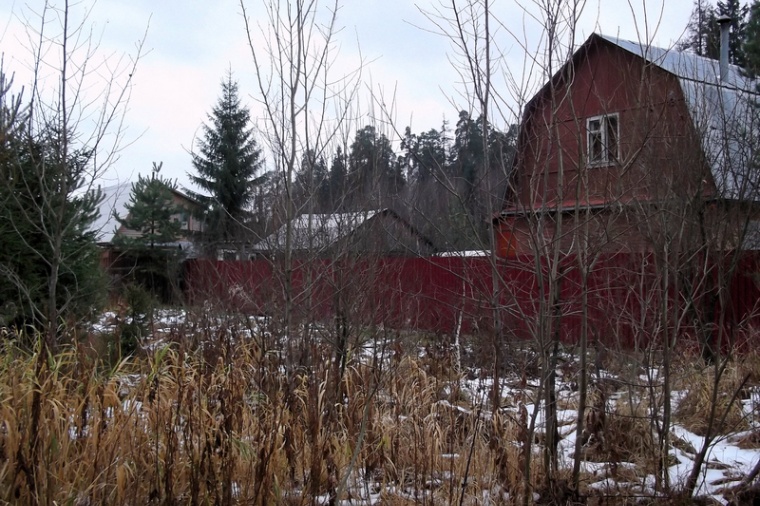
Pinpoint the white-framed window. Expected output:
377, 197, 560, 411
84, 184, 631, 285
219, 249, 238, 261
586, 113, 619, 166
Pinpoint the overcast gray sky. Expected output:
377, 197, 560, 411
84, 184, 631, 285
0, 0, 694, 191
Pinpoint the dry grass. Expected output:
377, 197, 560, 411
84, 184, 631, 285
3, 320, 760, 504
0, 324, 534, 505
606, 396, 660, 474
673, 362, 750, 437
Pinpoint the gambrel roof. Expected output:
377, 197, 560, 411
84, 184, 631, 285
598, 34, 760, 201
515, 33, 760, 207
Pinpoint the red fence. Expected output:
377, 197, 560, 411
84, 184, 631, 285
183, 252, 760, 348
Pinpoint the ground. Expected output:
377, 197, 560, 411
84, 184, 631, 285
1, 307, 759, 504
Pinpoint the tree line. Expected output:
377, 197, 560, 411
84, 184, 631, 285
185, 74, 517, 255
680, 0, 760, 75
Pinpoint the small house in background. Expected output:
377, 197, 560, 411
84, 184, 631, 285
250, 209, 437, 258
495, 31, 760, 257
91, 183, 205, 272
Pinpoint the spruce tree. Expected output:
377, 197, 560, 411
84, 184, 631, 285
114, 162, 183, 300
680, 0, 749, 64
0, 78, 104, 328
188, 72, 265, 252
717, 0, 749, 65
744, 0, 760, 75
114, 162, 182, 250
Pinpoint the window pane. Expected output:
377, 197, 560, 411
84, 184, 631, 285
589, 131, 603, 163
605, 115, 618, 162
587, 118, 603, 164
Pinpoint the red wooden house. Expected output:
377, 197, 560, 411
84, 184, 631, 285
185, 33, 760, 346
495, 33, 760, 257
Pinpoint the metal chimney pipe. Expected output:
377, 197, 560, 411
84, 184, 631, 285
717, 15, 731, 82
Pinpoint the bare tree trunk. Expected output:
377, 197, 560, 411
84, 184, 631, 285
242, 0, 363, 499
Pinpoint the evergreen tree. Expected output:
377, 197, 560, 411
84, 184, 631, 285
451, 110, 485, 205
347, 125, 404, 209
718, 0, 749, 65
401, 122, 457, 249
295, 150, 331, 213
401, 126, 448, 183
188, 72, 265, 252
114, 162, 182, 250
744, 0, 760, 74
114, 162, 183, 301
0, 80, 104, 328
680, 0, 720, 58
400, 127, 417, 181
680, 0, 749, 64
446, 111, 517, 244
488, 123, 519, 174
328, 147, 348, 211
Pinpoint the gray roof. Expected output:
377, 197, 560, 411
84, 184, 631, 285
252, 211, 382, 252
89, 182, 202, 245
90, 183, 131, 243
600, 34, 760, 201
742, 221, 760, 250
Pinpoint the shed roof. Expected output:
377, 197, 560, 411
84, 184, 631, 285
251, 209, 435, 254
252, 211, 381, 252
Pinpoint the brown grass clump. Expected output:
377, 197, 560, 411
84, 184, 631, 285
579, 389, 657, 478
606, 397, 659, 474
674, 364, 750, 437
733, 349, 760, 386
732, 430, 760, 449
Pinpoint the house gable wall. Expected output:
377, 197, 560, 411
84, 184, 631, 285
517, 39, 715, 209
501, 37, 720, 256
